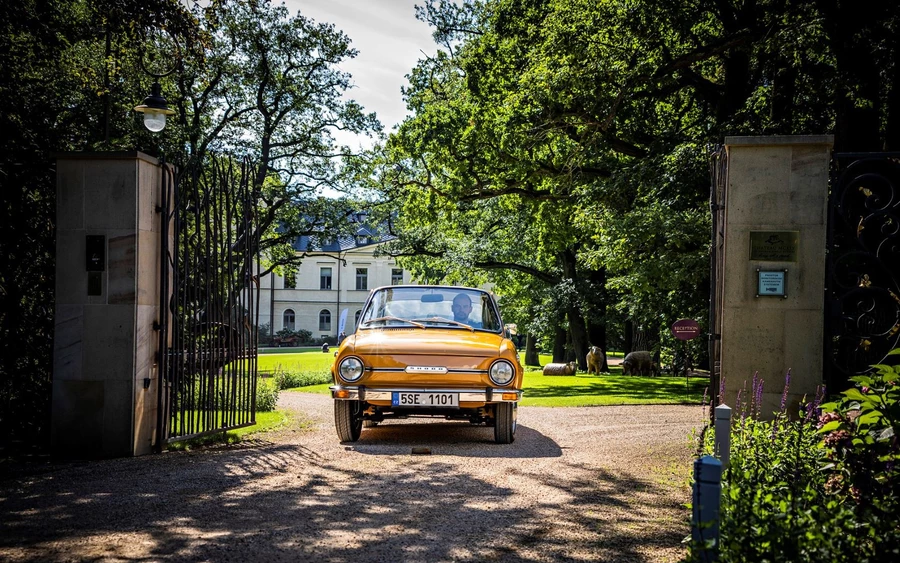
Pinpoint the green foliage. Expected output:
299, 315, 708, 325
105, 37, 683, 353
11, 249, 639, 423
368, 0, 900, 372
274, 328, 313, 345
274, 369, 332, 390
698, 354, 900, 562
816, 349, 900, 558
255, 377, 280, 412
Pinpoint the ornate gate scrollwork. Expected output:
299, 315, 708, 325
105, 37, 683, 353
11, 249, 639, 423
826, 154, 900, 390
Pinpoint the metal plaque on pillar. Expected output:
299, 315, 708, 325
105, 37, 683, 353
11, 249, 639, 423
749, 231, 799, 262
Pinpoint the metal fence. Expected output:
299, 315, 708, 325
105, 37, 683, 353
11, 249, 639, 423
156, 156, 261, 447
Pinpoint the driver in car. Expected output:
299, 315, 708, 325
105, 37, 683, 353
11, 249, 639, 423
451, 293, 482, 328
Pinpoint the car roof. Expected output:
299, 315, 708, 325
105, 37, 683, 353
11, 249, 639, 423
369, 285, 493, 295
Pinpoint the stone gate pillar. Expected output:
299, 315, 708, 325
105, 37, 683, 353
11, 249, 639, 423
52, 152, 165, 457
720, 135, 833, 418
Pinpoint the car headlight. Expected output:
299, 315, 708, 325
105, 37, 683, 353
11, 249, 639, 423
489, 360, 514, 386
339, 357, 364, 382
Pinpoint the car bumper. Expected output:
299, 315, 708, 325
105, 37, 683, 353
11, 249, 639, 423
330, 385, 522, 403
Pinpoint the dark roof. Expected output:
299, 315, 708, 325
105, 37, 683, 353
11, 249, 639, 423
291, 211, 395, 252
292, 231, 395, 252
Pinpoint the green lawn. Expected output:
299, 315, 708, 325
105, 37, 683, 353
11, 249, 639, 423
260, 348, 707, 406
167, 410, 291, 450
258, 349, 335, 373
520, 370, 706, 406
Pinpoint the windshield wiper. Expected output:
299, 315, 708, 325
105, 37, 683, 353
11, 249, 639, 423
411, 317, 475, 332
362, 316, 425, 329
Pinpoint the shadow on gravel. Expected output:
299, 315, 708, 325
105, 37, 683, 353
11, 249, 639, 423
0, 440, 686, 562
347, 423, 563, 458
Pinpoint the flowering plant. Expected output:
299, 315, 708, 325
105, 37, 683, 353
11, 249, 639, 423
818, 348, 899, 557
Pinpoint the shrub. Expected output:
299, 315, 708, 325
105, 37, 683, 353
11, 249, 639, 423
275, 328, 313, 345
692, 361, 899, 563
258, 323, 273, 346
274, 369, 331, 390
817, 349, 900, 560
255, 377, 280, 412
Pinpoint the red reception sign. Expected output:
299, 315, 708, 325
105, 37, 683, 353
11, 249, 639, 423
671, 319, 701, 341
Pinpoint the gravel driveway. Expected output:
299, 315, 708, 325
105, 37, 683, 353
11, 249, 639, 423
1, 392, 705, 562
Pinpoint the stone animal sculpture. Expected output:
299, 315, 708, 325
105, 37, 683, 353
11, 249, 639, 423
542, 361, 577, 376
586, 346, 605, 375
622, 351, 659, 376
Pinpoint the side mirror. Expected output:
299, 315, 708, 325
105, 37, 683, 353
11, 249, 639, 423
504, 323, 518, 336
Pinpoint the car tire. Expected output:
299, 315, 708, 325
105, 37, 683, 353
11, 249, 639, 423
363, 420, 378, 428
494, 402, 517, 444
334, 400, 362, 442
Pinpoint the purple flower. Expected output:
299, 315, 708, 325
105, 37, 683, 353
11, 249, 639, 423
719, 373, 726, 405
751, 371, 764, 419
780, 368, 792, 413
805, 384, 826, 423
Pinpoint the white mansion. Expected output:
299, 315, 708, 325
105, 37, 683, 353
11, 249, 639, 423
257, 226, 414, 341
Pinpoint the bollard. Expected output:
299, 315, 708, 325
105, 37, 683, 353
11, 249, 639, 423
692, 455, 722, 562
714, 404, 731, 469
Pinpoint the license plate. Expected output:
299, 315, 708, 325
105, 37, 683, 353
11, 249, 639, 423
392, 392, 459, 408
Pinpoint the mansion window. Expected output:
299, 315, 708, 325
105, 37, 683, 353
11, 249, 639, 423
320, 267, 332, 290
391, 268, 403, 285
355, 268, 368, 291
283, 309, 295, 331
319, 309, 331, 331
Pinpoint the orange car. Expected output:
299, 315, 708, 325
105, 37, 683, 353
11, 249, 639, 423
330, 285, 524, 443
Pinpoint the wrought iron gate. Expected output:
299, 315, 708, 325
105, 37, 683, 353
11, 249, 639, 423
156, 156, 261, 448
825, 153, 900, 391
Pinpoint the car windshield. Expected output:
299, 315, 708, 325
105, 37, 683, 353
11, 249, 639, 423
359, 287, 502, 332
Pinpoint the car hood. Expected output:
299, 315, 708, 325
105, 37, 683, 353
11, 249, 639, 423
347, 328, 505, 357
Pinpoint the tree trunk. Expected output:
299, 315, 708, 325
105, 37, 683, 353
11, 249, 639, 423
624, 319, 634, 354
552, 318, 566, 363
564, 326, 576, 363
560, 248, 589, 370
524, 334, 540, 366
585, 268, 609, 371
567, 308, 589, 370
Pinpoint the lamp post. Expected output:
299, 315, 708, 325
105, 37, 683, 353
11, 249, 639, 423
133, 26, 179, 133
134, 82, 175, 132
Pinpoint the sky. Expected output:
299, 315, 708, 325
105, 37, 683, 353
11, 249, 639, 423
282, 0, 441, 149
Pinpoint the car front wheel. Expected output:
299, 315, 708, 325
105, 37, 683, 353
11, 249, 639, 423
494, 402, 517, 444
334, 400, 363, 442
